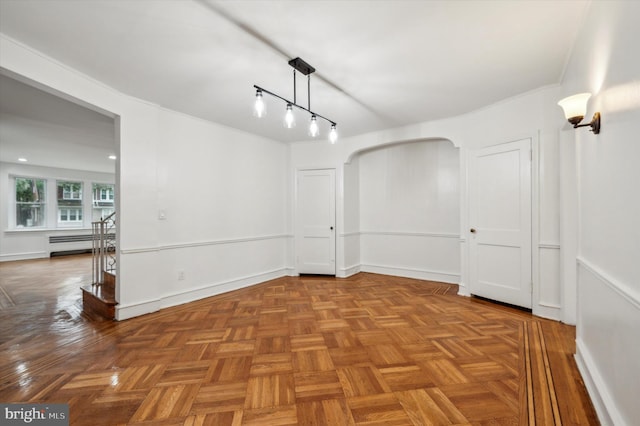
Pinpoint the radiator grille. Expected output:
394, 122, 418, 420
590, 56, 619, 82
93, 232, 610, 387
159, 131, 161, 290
49, 234, 93, 244
49, 234, 114, 244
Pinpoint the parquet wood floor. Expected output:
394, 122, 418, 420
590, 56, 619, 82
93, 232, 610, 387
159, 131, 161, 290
0, 256, 599, 425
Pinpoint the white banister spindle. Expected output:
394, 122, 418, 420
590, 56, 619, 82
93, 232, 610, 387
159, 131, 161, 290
92, 212, 116, 285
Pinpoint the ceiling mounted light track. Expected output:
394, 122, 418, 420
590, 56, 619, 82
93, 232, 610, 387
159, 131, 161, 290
254, 57, 338, 143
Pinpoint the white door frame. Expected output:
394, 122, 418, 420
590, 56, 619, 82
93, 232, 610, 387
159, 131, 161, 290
465, 135, 540, 312
294, 167, 337, 275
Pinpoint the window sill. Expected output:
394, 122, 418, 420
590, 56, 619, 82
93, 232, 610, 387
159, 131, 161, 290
4, 227, 93, 234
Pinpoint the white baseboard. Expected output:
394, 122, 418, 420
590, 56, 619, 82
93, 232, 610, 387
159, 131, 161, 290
457, 281, 470, 297
575, 338, 619, 426
116, 268, 289, 321
360, 264, 459, 284
533, 303, 561, 321
115, 298, 162, 321
0, 251, 48, 262
338, 264, 361, 278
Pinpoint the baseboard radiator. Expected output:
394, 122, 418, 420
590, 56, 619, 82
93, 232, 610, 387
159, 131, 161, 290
48, 234, 102, 256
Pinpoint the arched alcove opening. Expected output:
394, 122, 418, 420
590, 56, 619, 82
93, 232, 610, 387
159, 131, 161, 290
343, 138, 461, 284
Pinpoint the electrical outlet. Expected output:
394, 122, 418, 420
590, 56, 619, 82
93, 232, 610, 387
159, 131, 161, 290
177, 270, 185, 281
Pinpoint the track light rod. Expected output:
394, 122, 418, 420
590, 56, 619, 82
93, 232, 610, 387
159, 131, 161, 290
253, 84, 337, 127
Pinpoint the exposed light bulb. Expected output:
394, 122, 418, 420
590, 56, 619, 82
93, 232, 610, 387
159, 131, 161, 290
329, 124, 338, 144
284, 104, 295, 128
309, 115, 319, 137
254, 89, 265, 118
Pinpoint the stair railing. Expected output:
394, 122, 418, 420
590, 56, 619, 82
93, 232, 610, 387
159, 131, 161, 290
92, 211, 116, 285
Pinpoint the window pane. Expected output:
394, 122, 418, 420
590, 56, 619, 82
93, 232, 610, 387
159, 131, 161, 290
58, 181, 82, 203
16, 177, 45, 202
92, 183, 115, 221
57, 181, 83, 226
16, 204, 46, 227
15, 177, 46, 228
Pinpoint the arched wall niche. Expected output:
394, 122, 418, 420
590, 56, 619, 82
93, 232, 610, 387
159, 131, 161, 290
344, 136, 460, 165
341, 136, 462, 284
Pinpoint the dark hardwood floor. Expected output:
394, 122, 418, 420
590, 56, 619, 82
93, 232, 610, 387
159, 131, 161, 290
0, 255, 599, 425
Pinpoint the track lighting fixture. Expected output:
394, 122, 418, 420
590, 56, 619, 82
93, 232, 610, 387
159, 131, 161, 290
253, 89, 265, 118
309, 115, 319, 137
253, 57, 338, 142
329, 124, 338, 144
284, 103, 295, 128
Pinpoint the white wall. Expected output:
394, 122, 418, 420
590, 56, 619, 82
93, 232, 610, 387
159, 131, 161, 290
559, 2, 640, 425
0, 35, 291, 320
150, 109, 289, 313
0, 162, 115, 260
358, 140, 460, 283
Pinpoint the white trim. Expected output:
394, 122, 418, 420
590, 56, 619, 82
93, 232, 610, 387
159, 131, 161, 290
116, 268, 289, 320
360, 264, 459, 284
160, 268, 288, 309
538, 301, 562, 309
338, 264, 361, 278
457, 282, 470, 297
531, 134, 541, 316
575, 339, 619, 426
0, 251, 48, 262
577, 256, 640, 310
360, 231, 459, 239
534, 304, 562, 322
340, 231, 361, 238
4, 227, 94, 234
120, 234, 292, 255
115, 297, 162, 320
539, 242, 561, 249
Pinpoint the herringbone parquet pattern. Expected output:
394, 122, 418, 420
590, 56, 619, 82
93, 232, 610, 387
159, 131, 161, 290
0, 257, 598, 425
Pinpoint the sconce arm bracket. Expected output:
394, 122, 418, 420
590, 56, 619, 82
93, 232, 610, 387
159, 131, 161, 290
573, 112, 601, 134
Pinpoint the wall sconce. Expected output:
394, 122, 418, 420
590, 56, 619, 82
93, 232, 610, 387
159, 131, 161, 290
557, 93, 601, 134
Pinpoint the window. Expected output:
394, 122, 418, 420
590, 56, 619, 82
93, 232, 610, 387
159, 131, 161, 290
15, 177, 46, 228
57, 181, 83, 226
99, 188, 114, 201
92, 183, 115, 221
58, 208, 83, 223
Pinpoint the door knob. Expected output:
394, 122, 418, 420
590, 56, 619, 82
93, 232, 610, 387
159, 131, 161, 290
330, 226, 334, 230
470, 228, 476, 233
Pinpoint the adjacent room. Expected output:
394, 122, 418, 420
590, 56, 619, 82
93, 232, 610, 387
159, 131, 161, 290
1, 1, 638, 424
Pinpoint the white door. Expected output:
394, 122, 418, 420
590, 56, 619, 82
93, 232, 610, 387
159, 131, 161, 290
469, 139, 532, 308
296, 169, 336, 275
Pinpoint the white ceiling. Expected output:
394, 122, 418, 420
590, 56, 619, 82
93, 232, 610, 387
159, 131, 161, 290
0, 74, 116, 172
0, 0, 589, 161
